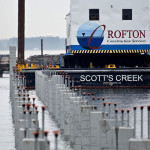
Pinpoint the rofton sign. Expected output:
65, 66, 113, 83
108, 30, 146, 38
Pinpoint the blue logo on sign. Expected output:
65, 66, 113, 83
77, 22, 106, 50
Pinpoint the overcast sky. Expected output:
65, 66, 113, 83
0, 0, 70, 39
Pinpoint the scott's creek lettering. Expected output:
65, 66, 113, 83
80, 75, 143, 82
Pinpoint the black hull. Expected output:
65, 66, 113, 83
23, 68, 150, 89
23, 71, 35, 89
62, 68, 150, 88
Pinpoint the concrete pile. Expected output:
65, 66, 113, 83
35, 70, 135, 150
129, 106, 150, 150
10, 68, 50, 150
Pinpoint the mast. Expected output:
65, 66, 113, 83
18, 0, 25, 64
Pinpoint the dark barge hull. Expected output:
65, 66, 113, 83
22, 68, 150, 89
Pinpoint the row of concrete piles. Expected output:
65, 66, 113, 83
10, 67, 56, 150
36, 70, 148, 150
129, 106, 150, 150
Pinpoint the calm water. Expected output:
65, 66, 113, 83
0, 77, 15, 150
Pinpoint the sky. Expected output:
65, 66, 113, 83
0, 0, 70, 39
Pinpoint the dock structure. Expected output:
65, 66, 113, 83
9, 46, 150, 150
10, 68, 50, 150
9, 46, 150, 149
9, 66, 150, 150
35, 70, 144, 150
35, 70, 150, 150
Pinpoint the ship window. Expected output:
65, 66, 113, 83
122, 9, 132, 20
89, 9, 99, 20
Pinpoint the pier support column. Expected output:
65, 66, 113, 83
80, 105, 93, 150
129, 139, 150, 150
9, 46, 16, 73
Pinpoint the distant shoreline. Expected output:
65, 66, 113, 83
0, 49, 65, 59
0, 49, 65, 51
0, 36, 65, 50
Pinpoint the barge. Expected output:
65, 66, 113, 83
61, 0, 150, 88
22, 0, 150, 89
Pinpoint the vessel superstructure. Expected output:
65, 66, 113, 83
65, 0, 150, 68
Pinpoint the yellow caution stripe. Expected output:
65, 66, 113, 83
71, 49, 150, 54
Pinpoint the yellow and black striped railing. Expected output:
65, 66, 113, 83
71, 49, 150, 54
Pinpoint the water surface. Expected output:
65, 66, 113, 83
0, 77, 15, 150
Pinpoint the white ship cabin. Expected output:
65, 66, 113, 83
65, 0, 150, 68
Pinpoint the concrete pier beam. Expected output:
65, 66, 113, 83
111, 127, 134, 150
129, 139, 150, 150
23, 138, 50, 150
